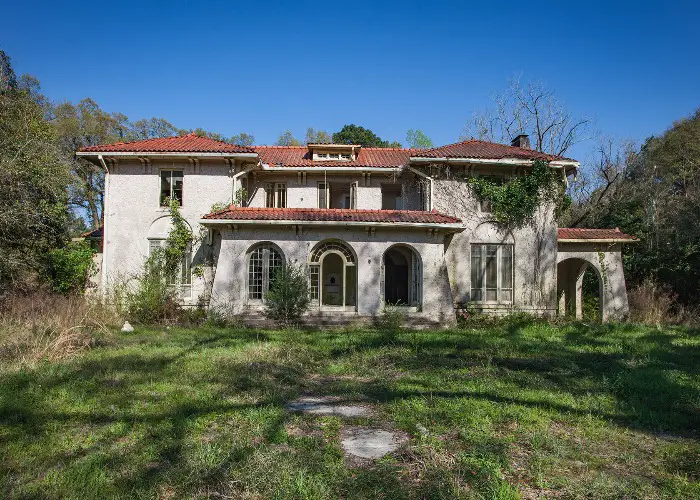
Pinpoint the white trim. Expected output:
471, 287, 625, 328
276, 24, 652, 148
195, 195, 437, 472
76, 151, 258, 159
199, 218, 465, 231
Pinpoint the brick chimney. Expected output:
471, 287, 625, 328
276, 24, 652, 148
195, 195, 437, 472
511, 134, 530, 149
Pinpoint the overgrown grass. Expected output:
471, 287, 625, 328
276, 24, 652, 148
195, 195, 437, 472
1, 320, 698, 498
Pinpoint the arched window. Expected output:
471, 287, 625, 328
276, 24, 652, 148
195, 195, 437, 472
308, 240, 356, 309
248, 243, 284, 300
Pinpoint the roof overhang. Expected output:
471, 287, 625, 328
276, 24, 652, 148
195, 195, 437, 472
199, 218, 464, 232
409, 156, 579, 174
260, 164, 400, 173
76, 151, 259, 160
558, 238, 638, 244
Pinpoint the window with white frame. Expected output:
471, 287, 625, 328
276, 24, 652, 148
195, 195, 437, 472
148, 239, 192, 296
248, 244, 284, 300
470, 244, 513, 303
318, 182, 328, 208
160, 170, 183, 206
265, 183, 287, 208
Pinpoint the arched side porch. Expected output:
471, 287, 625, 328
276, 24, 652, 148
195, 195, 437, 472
556, 242, 630, 321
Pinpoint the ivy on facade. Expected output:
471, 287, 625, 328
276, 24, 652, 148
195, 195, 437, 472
468, 160, 571, 228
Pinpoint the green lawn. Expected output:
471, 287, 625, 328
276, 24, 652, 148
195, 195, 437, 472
1, 320, 699, 498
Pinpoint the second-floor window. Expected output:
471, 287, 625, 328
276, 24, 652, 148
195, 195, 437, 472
470, 244, 513, 303
382, 184, 403, 210
160, 170, 183, 206
265, 183, 287, 208
318, 182, 328, 208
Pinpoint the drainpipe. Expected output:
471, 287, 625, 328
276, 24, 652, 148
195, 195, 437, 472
98, 155, 109, 298
407, 166, 433, 211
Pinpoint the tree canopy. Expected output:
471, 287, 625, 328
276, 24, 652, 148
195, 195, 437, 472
406, 129, 433, 149
332, 124, 401, 148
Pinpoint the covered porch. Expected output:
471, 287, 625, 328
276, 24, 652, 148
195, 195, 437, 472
556, 228, 638, 321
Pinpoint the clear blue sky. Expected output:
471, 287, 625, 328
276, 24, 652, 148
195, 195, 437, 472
3, 0, 699, 164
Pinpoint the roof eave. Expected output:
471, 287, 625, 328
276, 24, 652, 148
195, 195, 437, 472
75, 151, 259, 159
260, 164, 401, 172
199, 218, 465, 232
558, 238, 638, 244
409, 156, 579, 168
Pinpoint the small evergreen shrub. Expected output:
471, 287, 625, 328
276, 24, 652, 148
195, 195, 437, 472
47, 241, 95, 294
263, 263, 310, 326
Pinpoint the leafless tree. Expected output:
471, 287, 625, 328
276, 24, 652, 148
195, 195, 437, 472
463, 76, 591, 156
566, 138, 632, 227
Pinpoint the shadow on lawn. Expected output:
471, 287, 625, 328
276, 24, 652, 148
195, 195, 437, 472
0, 330, 307, 497
319, 322, 700, 435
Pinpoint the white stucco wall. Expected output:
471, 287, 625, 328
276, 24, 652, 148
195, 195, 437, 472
430, 176, 559, 315
103, 158, 236, 303
556, 242, 629, 320
207, 226, 456, 323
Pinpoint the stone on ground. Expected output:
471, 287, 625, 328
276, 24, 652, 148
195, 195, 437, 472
121, 321, 134, 333
340, 426, 407, 459
285, 396, 371, 418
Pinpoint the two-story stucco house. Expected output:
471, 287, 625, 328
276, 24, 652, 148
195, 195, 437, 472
77, 133, 637, 325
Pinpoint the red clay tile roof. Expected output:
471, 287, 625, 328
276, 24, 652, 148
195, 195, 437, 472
202, 207, 462, 225
78, 133, 256, 153
558, 227, 638, 242
80, 226, 103, 239
412, 140, 573, 162
253, 146, 415, 168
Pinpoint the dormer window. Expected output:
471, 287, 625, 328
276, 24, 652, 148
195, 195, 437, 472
309, 144, 359, 162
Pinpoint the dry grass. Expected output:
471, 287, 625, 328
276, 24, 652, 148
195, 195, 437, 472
628, 278, 700, 326
0, 291, 120, 365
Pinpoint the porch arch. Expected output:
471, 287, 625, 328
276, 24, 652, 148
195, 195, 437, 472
308, 240, 357, 310
382, 244, 422, 307
556, 257, 604, 320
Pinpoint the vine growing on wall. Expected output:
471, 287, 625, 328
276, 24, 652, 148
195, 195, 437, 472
468, 160, 571, 228
163, 198, 193, 277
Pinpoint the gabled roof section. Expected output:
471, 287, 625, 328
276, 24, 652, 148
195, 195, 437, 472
77, 133, 256, 154
558, 227, 638, 243
411, 139, 573, 162
201, 207, 462, 227
254, 146, 415, 169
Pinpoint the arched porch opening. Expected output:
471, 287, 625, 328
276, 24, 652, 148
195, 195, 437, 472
557, 258, 603, 320
309, 240, 357, 310
382, 244, 422, 308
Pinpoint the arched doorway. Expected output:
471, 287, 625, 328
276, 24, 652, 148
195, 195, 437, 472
309, 240, 357, 310
383, 245, 422, 307
557, 258, 603, 320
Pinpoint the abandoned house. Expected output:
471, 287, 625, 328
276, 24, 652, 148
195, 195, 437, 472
77, 133, 637, 325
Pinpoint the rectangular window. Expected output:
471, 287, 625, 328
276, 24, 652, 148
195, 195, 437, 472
340, 153, 351, 160
160, 170, 183, 206
381, 184, 403, 210
265, 183, 286, 208
470, 244, 513, 303
317, 153, 328, 159
309, 265, 320, 301
149, 239, 191, 291
318, 182, 328, 208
